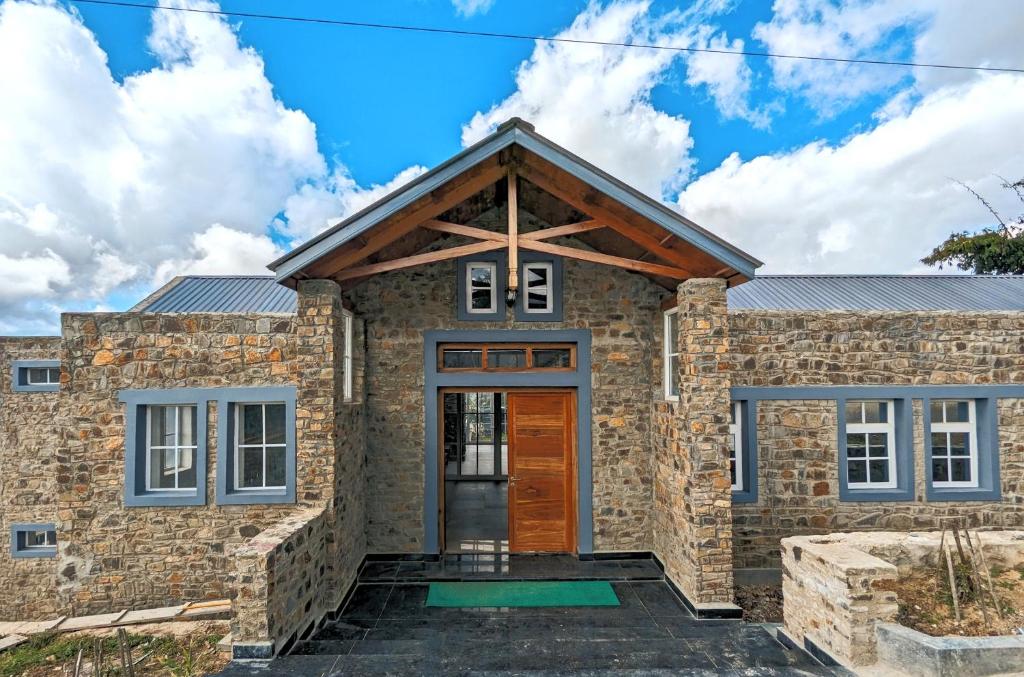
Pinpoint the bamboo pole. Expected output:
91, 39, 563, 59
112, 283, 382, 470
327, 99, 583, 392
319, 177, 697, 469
944, 542, 962, 624
970, 530, 1005, 620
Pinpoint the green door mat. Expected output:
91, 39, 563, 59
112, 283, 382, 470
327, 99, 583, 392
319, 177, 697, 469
426, 581, 620, 607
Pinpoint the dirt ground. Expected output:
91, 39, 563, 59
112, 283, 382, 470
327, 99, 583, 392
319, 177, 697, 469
879, 563, 1024, 637
1, 620, 230, 676
735, 584, 783, 623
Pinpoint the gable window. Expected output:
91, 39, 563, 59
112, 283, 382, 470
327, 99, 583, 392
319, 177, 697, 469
146, 405, 197, 491
342, 309, 354, 402
523, 262, 553, 314
11, 360, 61, 392
844, 400, 897, 489
663, 309, 680, 401
929, 400, 978, 487
729, 401, 742, 491
11, 523, 57, 558
235, 403, 287, 491
466, 262, 497, 314
439, 343, 575, 372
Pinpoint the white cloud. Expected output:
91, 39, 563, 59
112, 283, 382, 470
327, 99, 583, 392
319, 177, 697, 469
461, 0, 765, 199
152, 224, 283, 285
684, 28, 774, 128
677, 74, 1024, 274
452, 0, 495, 18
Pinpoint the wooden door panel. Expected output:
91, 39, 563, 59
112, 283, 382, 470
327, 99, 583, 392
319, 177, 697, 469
508, 392, 576, 553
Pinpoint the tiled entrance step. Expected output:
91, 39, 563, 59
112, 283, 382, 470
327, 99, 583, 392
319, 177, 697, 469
359, 553, 664, 583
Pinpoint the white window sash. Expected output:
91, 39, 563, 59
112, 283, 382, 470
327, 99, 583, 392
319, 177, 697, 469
729, 401, 743, 491
234, 402, 288, 491
931, 400, 979, 488
663, 309, 679, 402
144, 405, 198, 492
24, 531, 55, 548
26, 367, 59, 385
846, 400, 898, 490
342, 310, 354, 402
522, 262, 553, 313
465, 262, 497, 314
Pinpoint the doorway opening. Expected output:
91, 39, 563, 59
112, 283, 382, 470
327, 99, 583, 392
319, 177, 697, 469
443, 391, 508, 554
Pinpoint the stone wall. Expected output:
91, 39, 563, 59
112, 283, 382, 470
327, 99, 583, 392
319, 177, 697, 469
652, 279, 735, 606
231, 505, 331, 657
349, 209, 663, 554
0, 337, 62, 619
730, 311, 1024, 569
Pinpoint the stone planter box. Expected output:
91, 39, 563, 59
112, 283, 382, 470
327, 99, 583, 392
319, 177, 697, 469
875, 622, 1024, 677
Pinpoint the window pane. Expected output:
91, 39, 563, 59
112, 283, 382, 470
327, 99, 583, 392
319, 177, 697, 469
177, 448, 197, 488
27, 367, 53, 384
149, 448, 177, 489
264, 404, 286, 445
949, 432, 969, 456
868, 433, 888, 457
946, 401, 970, 423
950, 458, 970, 482
151, 406, 177, 447
178, 406, 197, 447
668, 355, 680, 397
533, 349, 571, 368
488, 349, 526, 369
470, 265, 492, 286
241, 404, 264, 445
845, 401, 863, 423
266, 447, 287, 488
471, 288, 492, 310
48, 368, 60, 383
729, 404, 736, 425
846, 433, 866, 457
847, 460, 867, 483
932, 459, 949, 482
868, 460, 889, 483
863, 401, 887, 423
930, 400, 945, 423
527, 291, 549, 310
730, 461, 737, 486
526, 265, 548, 287
240, 448, 264, 488
443, 349, 482, 369
931, 432, 949, 456
667, 313, 678, 350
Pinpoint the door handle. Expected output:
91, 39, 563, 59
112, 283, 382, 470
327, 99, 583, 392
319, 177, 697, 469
509, 476, 521, 483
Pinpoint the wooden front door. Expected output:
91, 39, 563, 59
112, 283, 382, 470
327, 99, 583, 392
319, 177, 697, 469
507, 391, 576, 553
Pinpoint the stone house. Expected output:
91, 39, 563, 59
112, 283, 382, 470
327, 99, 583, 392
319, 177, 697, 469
2, 118, 1023, 657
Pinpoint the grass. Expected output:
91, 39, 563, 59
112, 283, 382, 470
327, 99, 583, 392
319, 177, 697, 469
0, 632, 223, 677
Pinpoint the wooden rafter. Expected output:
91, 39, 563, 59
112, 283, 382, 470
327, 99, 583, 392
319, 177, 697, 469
521, 220, 604, 241
518, 239, 690, 279
421, 219, 507, 243
335, 240, 505, 281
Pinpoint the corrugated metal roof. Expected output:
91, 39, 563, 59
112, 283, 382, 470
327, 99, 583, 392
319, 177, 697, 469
133, 274, 1024, 314
136, 276, 297, 313
728, 275, 1024, 311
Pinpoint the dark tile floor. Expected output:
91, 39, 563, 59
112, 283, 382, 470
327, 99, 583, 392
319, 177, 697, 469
360, 553, 664, 583
215, 580, 837, 676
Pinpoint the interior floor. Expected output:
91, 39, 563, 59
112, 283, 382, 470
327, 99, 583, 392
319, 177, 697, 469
444, 480, 508, 554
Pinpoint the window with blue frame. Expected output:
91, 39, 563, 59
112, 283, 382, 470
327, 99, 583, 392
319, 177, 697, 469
456, 252, 507, 321
925, 397, 1000, 501
11, 523, 57, 558
838, 397, 914, 501
216, 387, 297, 505
729, 400, 757, 503
514, 253, 563, 321
11, 360, 61, 392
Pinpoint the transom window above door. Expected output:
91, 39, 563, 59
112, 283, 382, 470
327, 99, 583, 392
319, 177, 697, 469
439, 343, 576, 372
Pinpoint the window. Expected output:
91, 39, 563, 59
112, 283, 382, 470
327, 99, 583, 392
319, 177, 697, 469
146, 405, 197, 491
663, 309, 680, 401
929, 400, 978, 488
216, 386, 296, 505
120, 389, 210, 507
11, 524, 57, 558
466, 262, 497, 314
342, 309, 354, 402
844, 400, 897, 489
439, 344, 575, 372
522, 262, 553, 314
11, 360, 61, 392
729, 401, 743, 491
234, 403, 287, 491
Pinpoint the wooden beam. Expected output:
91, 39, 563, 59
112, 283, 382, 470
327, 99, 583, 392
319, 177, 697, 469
518, 239, 690, 279
517, 158, 708, 278
521, 220, 605, 241
420, 219, 507, 243
307, 159, 505, 278
507, 166, 519, 291
335, 240, 505, 280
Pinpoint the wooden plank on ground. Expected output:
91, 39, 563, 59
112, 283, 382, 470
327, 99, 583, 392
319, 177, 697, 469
0, 635, 27, 652
57, 611, 128, 632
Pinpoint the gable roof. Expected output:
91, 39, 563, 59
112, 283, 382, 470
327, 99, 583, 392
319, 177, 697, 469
133, 274, 1024, 314
268, 118, 762, 285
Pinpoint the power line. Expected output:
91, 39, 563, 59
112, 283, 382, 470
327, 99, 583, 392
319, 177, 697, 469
70, 0, 1024, 75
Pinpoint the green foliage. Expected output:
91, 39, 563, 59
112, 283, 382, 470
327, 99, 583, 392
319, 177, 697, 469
0, 632, 148, 677
922, 177, 1024, 275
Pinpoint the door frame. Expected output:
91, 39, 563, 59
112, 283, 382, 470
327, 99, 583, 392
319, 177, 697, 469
424, 329, 593, 555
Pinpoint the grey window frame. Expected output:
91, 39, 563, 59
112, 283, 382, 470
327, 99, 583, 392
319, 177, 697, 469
216, 386, 297, 505
456, 252, 507, 321
924, 396, 1000, 501
342, 309, 354, 402
11, 523, 57, 558
11, 360, 61, 393
731, 400, 757, 503
663, 308, 680, 401
514, 252, 563, 322
120, 388, 212, 507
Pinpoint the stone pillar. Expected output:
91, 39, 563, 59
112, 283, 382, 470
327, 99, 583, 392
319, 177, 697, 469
662, 278, 738, 613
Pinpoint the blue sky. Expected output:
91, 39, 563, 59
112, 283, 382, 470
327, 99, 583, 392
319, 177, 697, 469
1, 0, 1022, 334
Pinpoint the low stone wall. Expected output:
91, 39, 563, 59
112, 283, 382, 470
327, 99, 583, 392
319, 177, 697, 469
230, 505, 331, 659
781, 530, 1024, 669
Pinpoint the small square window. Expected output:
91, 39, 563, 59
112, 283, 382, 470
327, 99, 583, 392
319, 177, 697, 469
11, 524, 57, 558
523, 262, 553, 313
235, 403, 288, 491
12, 360, 61, 392
216, 387, 296, 505
466, 262, 497, 314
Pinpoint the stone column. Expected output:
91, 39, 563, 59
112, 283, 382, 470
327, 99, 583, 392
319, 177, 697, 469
662, 278, 738, 614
